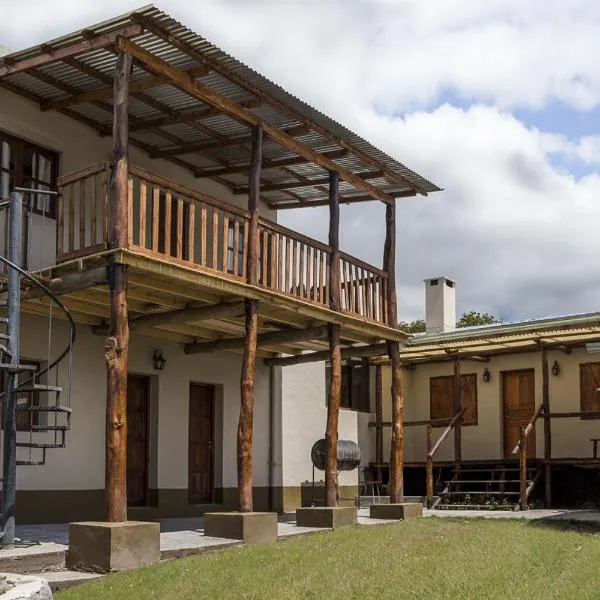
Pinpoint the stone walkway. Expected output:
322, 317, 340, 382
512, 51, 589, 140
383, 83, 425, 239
422, 508, 600, 521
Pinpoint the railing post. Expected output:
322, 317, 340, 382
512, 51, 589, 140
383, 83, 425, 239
519, 425, 527, 510
426, 424, 433, 509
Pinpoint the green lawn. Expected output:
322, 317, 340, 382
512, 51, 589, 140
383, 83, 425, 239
57, 518, 600, 600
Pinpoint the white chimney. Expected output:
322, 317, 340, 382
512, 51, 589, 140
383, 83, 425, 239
424, 276, 456, 334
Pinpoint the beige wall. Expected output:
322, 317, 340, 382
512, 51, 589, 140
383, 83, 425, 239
10, 314, 271, 494
0, 85, 275, 268
371, 346, 600, 464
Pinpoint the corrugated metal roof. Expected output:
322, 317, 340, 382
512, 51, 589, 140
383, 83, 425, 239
0, 5, 441, 209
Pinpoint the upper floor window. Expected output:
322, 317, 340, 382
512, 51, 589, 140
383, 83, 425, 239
430, 373, 478, 426
325, 359, 370, 413
0, 131, 58, 218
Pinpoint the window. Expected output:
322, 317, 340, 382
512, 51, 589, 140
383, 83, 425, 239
430, 373, 478, 426
0, 131, 58, 218
325, 359, 370, 412
580, 362, 600, 418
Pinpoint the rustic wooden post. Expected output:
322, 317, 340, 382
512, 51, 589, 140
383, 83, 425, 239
375, 364, 384, 483
541, 347, 552, 507
105, 50, 132, 523
453, 356, 462, 466
325, 170, 341, 508
519, 425, 527, 510
384, 200, 404, 503
426, 424, 433, 509
238, 125, 262, 513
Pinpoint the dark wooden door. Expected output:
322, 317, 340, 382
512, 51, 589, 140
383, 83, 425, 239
127, 374, 150, 506
188, 383, 215, 504
502, 370, 535, 459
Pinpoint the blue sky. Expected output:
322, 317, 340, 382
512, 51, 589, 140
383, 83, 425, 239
2, 0, 600, 323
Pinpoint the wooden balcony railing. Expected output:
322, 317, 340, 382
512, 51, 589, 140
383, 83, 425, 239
57, 162, 388, 324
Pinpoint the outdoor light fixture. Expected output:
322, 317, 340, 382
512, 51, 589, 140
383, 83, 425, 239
551, 360, 560, 376
153, 349, 166, 371
482, 367, 491, 383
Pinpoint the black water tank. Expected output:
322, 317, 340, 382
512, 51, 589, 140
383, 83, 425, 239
310, 439, 361, 471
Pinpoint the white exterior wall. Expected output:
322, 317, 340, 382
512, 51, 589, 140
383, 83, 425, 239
281, 362, 359, 490
12, 314, 271, 493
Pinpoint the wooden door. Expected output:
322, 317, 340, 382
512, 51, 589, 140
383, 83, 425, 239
127, 374, 150, 506
502, 370, 535, 459
188, 383, 215, 504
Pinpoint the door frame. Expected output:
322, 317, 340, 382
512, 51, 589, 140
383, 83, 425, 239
188, 382, 219, 505
127, 373, 151, 507
501, 368, 536, 459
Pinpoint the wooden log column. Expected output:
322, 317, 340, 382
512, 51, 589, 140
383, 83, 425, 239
453, 356, 462, 466
541, 347, 552, 507
105, 50, 132, 523
238, 124, 262, 512
325, 170, 341, 508
384, 201, 404, 503
375, 364, 384, 483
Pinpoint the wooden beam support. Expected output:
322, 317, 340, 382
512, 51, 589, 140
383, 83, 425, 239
234, 170, 382, 195
239, 124, 262, 512
542, 346, 552, 507
196, 149, 348, 178
453, 356, 462, 466
185, 325, 327, 355
263, 342, 388, 367
325, 170, 341, 507
42, 66, 209, 111
269, 189, 416, 210
151, 124, 310, 159
114, 37, 394, 205
105, 50, 131, 523
384, 200, 404, 504
0, 25, 142, 77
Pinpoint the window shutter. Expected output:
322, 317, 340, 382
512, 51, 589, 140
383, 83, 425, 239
430, 376, 454, 425
580, 362, 600, 417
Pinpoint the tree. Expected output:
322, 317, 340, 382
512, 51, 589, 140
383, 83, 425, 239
456, 311, 500, 328
399, 312, 500, 333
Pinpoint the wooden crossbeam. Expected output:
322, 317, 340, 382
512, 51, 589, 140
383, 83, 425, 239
196, 149, 348, 178
130, 13, 428, 197
150, 124, 310, 159
42, 66, 209, 111
264, 342, 388, 366
184, 325, 327, 355
270, 189, 416, 209
115, 37, 394, 205
0, 24, 143, 77
233, 170, 383, 195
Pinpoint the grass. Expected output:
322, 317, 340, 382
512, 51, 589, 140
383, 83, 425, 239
57, 518, 600, 600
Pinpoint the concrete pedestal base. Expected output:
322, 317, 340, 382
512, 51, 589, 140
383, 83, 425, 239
296, 506, 357, 529
369, 502, 423, 520
66, 521, 160, 573
204, 512, 278, 544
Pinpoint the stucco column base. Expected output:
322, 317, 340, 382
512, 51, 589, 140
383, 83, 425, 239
296, 506, 357, 529
370, 502, 423, 520
204, 512, 278, 544
66, 521, 160, 573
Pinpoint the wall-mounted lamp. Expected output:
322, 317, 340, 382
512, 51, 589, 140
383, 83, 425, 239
551, 360, 560, 376
153, 349, 166, 371
482, 367, 491, 383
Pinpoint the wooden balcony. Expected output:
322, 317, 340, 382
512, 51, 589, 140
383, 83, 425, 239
57, 162, 389, 326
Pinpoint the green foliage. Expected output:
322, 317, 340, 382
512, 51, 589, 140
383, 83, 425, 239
456, 311, 501, 328
398, 319, 426, 333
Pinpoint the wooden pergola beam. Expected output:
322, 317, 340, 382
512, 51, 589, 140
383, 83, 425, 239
184, 325, 327, 355
130, 12, 428, 196
196, 149, 348, 178
263, 342, 388, 367
42, 66, 210, 111
115, 37, 394, 205
151, 124, 310, 159
269, 189, 416, 210
234, 170, 383, 195
0, 24, 142, 77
